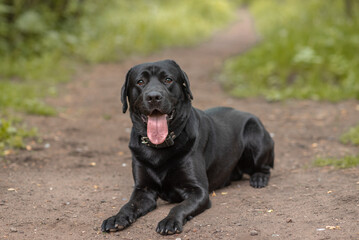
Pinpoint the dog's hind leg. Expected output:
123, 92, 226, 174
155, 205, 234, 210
239, 118, 274, 188
249, 162, 272, 188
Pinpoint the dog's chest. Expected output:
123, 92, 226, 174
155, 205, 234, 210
159, 179, 191, 203
158, 188, 185, 203
146, 167, 188, 203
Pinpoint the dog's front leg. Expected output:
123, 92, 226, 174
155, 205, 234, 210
101, 187, 157, 232
156, 187, 210, 235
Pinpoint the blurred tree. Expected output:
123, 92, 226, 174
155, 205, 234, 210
0, 0, 83, 48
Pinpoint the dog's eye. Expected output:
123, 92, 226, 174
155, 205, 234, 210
137, 79, 145, 86
164, 78, 173, 84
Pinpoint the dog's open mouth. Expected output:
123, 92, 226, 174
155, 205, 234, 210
141, 110, 175, 145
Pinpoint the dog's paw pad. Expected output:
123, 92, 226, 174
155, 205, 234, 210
250, 173, 269, 188
156, 217, 182, 235
101, 214, 133, 233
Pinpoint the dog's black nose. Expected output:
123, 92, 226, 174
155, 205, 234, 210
146, 91, 163, 103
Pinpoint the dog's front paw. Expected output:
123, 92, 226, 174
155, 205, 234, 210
101, 211, 136, 232
156, 217, 182, 235
250, 172, 269, 188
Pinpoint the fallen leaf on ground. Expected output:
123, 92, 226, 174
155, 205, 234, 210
4, 150, 14, 156
326, 226, 340, 230
212, 191, 216, 197
90, 162, 96, 166
221, 192, 228, 195
7, 188, 16, 191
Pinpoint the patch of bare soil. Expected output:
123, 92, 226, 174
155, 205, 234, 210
1, 9, 358, 240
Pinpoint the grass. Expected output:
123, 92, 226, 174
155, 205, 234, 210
0, 118, 37, 156
314, 155, 359, 169
0, 81, 57, 116
340, 124, 359, 146
74, 0, 235, 63
1, 0, 235, 80
313, 125, 359, 169
221, 0, 359, 101
222, 0, 359, 169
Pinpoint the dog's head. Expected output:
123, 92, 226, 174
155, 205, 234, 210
121, 59, 193, 145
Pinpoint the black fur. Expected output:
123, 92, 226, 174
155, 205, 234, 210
101, 60, 274, 235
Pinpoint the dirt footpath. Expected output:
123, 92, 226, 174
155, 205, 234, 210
1, 9, 358, 240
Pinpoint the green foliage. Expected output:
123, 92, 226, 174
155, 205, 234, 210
0, 0, 235, 151
314, 123, 359, 169
0, 0, 82, 80
340, 124, 359, 145
222, 0, 359, 101
0, 0, 234, 80
0, 118, 37, 154
74, 0, 235, 63
314, 155, 359, 169
0, 81, 57, 116
0, 0, 234, 116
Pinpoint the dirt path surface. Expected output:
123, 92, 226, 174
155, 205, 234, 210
1, 9, 359, 240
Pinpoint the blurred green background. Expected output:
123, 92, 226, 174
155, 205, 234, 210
0, 0, 234, 116
0, 0, 358, 164
222, 0, 359, 102
0, 0, 235, 152
222, 0, 359, 167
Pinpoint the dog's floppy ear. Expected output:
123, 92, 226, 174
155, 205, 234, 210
167, 60, 193, 100
181, 70, 193, 100
121, 68, 132, 113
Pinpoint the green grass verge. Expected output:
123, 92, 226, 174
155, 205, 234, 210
340, 124, 359, 146
0, 118, 37, 155
313, 125, 359, 169
314, 155, 359, 169
0, 81, 57, 116
221, 0, 359, 101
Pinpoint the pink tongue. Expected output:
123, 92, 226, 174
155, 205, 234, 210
147, 113, 168, 145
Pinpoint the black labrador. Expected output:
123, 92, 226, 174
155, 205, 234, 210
101, 59, 274, 235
